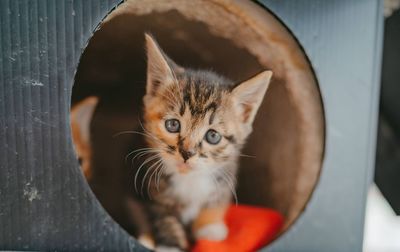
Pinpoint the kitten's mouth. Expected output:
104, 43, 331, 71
177, 162, 191, 174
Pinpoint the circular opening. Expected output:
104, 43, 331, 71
71, 0, 325, 248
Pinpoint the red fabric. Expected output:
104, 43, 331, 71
192, 205, 284, 252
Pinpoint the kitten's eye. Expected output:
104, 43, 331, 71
205, 129, 222, 145
165, 119, 180, 133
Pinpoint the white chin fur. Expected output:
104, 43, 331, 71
169, 170, 216, 224
195, 222, 228, 241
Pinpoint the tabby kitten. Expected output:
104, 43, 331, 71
141, 34, 272, 251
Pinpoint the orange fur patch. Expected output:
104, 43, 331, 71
71, 120, 92, 179
192, 206, 228, 234
70, 96, 98, 180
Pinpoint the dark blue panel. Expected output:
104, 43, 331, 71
0, 0, 141, 251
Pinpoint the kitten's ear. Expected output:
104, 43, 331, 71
231, 70, 272, 125
145, 33, 177, 95
70, 96, 99, 180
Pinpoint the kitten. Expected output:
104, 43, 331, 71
140, 34, 272, 251
70, 96, 98, 180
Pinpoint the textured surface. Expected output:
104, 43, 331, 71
0, 0, 382, 251
0, 0, 142, 251
262, 0, 383, 251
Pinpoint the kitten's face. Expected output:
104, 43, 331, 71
143, 34, 272, 176
144, 71, 240, 175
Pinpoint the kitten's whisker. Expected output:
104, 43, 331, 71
145, 158, 162, 194
135, 154, 159, 196
138, 119, 154, 136
114, 129, 162, 144
156, 162, 165, 192
147, 159, 163, 198
239, 153, 256, 159
209, 174, 221, 202
136, 121, 171, 153
132, 148, 161, 162
134, 154, 161, 194
113, 130, 149, 138
222, 176, 238, 206
144, 158, 163, 199
219, 170, 238, 205
113, 130, 161, 145
125, 147, 154, 163
137, 118, 166, 144
156, 164, 165, 192
131, 149, 160, 163
220, 169, 237, 184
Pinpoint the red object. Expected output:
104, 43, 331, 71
192, 205, 284, 252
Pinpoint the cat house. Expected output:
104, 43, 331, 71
0, 0, 382, 251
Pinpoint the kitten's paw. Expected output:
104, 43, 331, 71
138, 233, 155, 250
155, 246, 185, 252
195, 222, 228, 241
154, 216, 189, 250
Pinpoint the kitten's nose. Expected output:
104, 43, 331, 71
179, 148, 196, 162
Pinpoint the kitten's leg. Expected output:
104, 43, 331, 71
153, 215, 189, 251
124, 196, 155, 249
192, 205, 228, 241
149, 201, 188, 251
